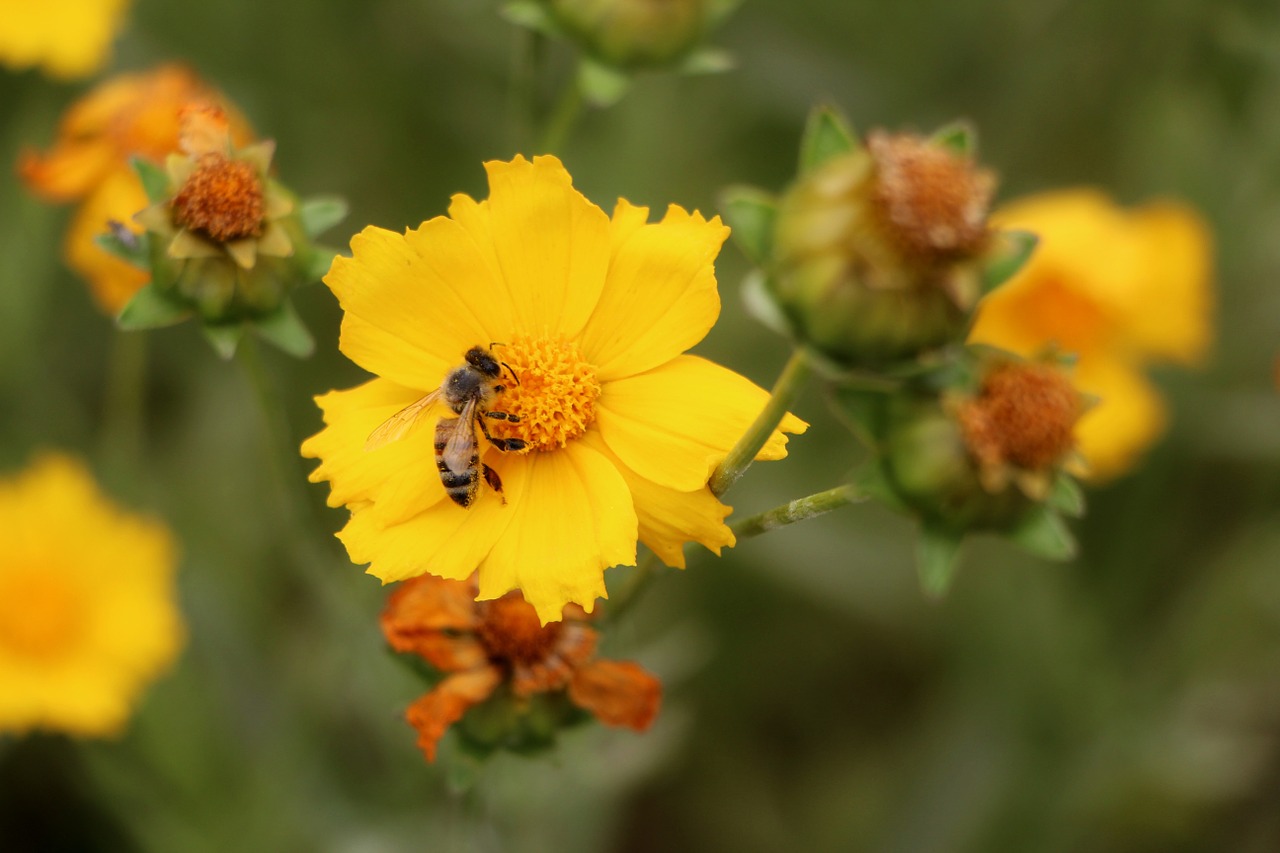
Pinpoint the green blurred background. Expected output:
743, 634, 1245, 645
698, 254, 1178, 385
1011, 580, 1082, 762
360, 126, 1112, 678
3, 0, 1280, 850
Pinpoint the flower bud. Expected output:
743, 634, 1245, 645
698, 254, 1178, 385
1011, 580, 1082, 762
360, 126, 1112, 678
773, 130, 997, 367
547, 0, 710, 68
880, 350, 1084, 531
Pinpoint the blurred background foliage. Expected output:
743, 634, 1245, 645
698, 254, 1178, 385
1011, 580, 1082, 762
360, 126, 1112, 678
3, 0, 1280, 850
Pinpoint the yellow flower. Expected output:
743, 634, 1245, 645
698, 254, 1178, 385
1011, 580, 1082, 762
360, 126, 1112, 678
969, 189, 1213, 479
19, 65, 252, 314
0, 0, 130, 79
0, 454, 183, 737
303, 155, 806, 623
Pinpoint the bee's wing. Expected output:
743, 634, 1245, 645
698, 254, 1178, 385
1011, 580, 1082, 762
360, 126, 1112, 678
441, 400, 479, 474
365, 389, 441, 451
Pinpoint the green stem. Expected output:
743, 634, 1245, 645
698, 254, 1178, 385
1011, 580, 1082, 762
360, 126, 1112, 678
539, 75, 584, 154
99, 331, 148, 477
709, 348, 813, 497
236, 335, 307, 530
731, 484, 864, 541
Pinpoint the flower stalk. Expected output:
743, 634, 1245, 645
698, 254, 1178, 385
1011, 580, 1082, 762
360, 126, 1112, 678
731, 484, 865, 540
710, 347, 813, 496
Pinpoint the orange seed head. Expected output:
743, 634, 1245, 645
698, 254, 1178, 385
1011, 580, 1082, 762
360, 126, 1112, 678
171, 153, 265, 242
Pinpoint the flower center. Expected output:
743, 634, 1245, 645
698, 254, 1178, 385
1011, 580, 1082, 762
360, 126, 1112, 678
957, 362, 1081, 471
172, 153, 265, 242
492, 334, 601, 452
0, 567, 87, 663
476, 594, 564, 665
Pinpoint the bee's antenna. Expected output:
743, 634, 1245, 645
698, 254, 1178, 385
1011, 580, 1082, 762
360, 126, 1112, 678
501, 361, 521, 386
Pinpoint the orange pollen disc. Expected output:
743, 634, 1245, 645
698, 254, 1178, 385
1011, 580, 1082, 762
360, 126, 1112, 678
0, 567, 87, 663
172, 153, 265, 242
491, 334, 601, 452
868, 131, 994, 261
957, 362, 1082, 471
477, 594, 564, 665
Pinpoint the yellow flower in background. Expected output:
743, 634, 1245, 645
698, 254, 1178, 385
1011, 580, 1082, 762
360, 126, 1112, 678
969, 189, 1213, 479
303, 154, 806, 623
0, 0, 130, 79
0, 454, 183, 737
19, 64, 252, 314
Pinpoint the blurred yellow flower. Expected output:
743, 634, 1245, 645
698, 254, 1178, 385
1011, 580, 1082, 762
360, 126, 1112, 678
0, 454, 183, 737
303, 154, 806, 623
19, 64, 252, 314
969, 189, 1213, 479
0, 0, 130, 79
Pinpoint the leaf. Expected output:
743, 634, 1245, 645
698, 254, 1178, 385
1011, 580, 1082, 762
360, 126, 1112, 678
94, 225, 149, 268
720, 185, 776, 266
116, 284, 191, 330
131, 156, 170, 203
799, 105, 858, 174
1048, 474, 1086, 518
1008, 507, 1077, 561
577, 58, 631, 108
917, 524, 964, 598
302, 245, 342, 282
202, 323, 244, 360
297, 196, 348, 238
707, 0, 743, 25
253, 302, 315, 359
930, 121, 977, 156
679, 48, 735, 75
981, 230, 1039, 295
740, 271, 793, 338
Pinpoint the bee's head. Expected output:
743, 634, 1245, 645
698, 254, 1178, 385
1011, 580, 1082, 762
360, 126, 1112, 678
465, 345, 502, 378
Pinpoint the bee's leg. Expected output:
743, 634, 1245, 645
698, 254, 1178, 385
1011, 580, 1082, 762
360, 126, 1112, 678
484, 410, 521, 424
482, 464, 507, 504
478, 415, 527, 452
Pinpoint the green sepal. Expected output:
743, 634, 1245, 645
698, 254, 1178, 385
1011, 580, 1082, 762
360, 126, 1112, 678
117, 283, 192, 330
578, 58, 631, 107
1007, 506, 1076, 561
301, 245, 342, 282
252, 302, 314, 359
678, 47, 735, 75
1048, 474, 1086, 518
917, 524, 964, 598
500, 0, 561, 35
850, 460, 908, 513
720, 185, 776, 266
799, 105, 858, 174
297, 196, 348, 239
827, 385, 886, 449
202, 323, 244, 360
740, 271, 793, 338
94, 226, 149, 269
132, 156, 170, 203
981, 230, 1039, 295
930, 121, 977, 156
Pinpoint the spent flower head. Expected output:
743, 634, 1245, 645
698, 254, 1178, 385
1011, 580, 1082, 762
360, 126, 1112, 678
18, 64, 252, 313
382, 574, 661, 762
302, 154, 805, 622
0, 454, 183, 737
969, 189, 1214, 479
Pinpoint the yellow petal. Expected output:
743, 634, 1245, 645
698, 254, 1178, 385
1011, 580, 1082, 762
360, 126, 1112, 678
1122, 201, 1213, 365
476, 441, 637, 624
339, 459, 521, 584
65, 168, 150, 314
478, 155, 611, 338
326, 224, 509, 390
582, 431, 732, 568
301, 379, 449, 526
595, 354, 807, 492
1071, 357, 1167, 482
580, 203, 729, 382
224, 237, 257, 269
0, 0, 129, 81
238, 139, 275, 175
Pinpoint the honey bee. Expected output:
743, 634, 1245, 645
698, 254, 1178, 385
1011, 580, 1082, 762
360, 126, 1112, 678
366, 345, 526, 507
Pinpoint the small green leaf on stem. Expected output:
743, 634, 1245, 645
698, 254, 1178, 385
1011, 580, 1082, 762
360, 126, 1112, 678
298, 196, 348, 238
917, 525, 963, 598
930, 121, 977, 156
117, 284, 192, 330
1008, 507, 1077, 560
981, 230, 1039, 295
720, 185, 776, 266
799, 105, 858, 174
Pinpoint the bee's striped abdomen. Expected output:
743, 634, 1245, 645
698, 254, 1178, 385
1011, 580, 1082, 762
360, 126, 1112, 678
435, 420, 479, 507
